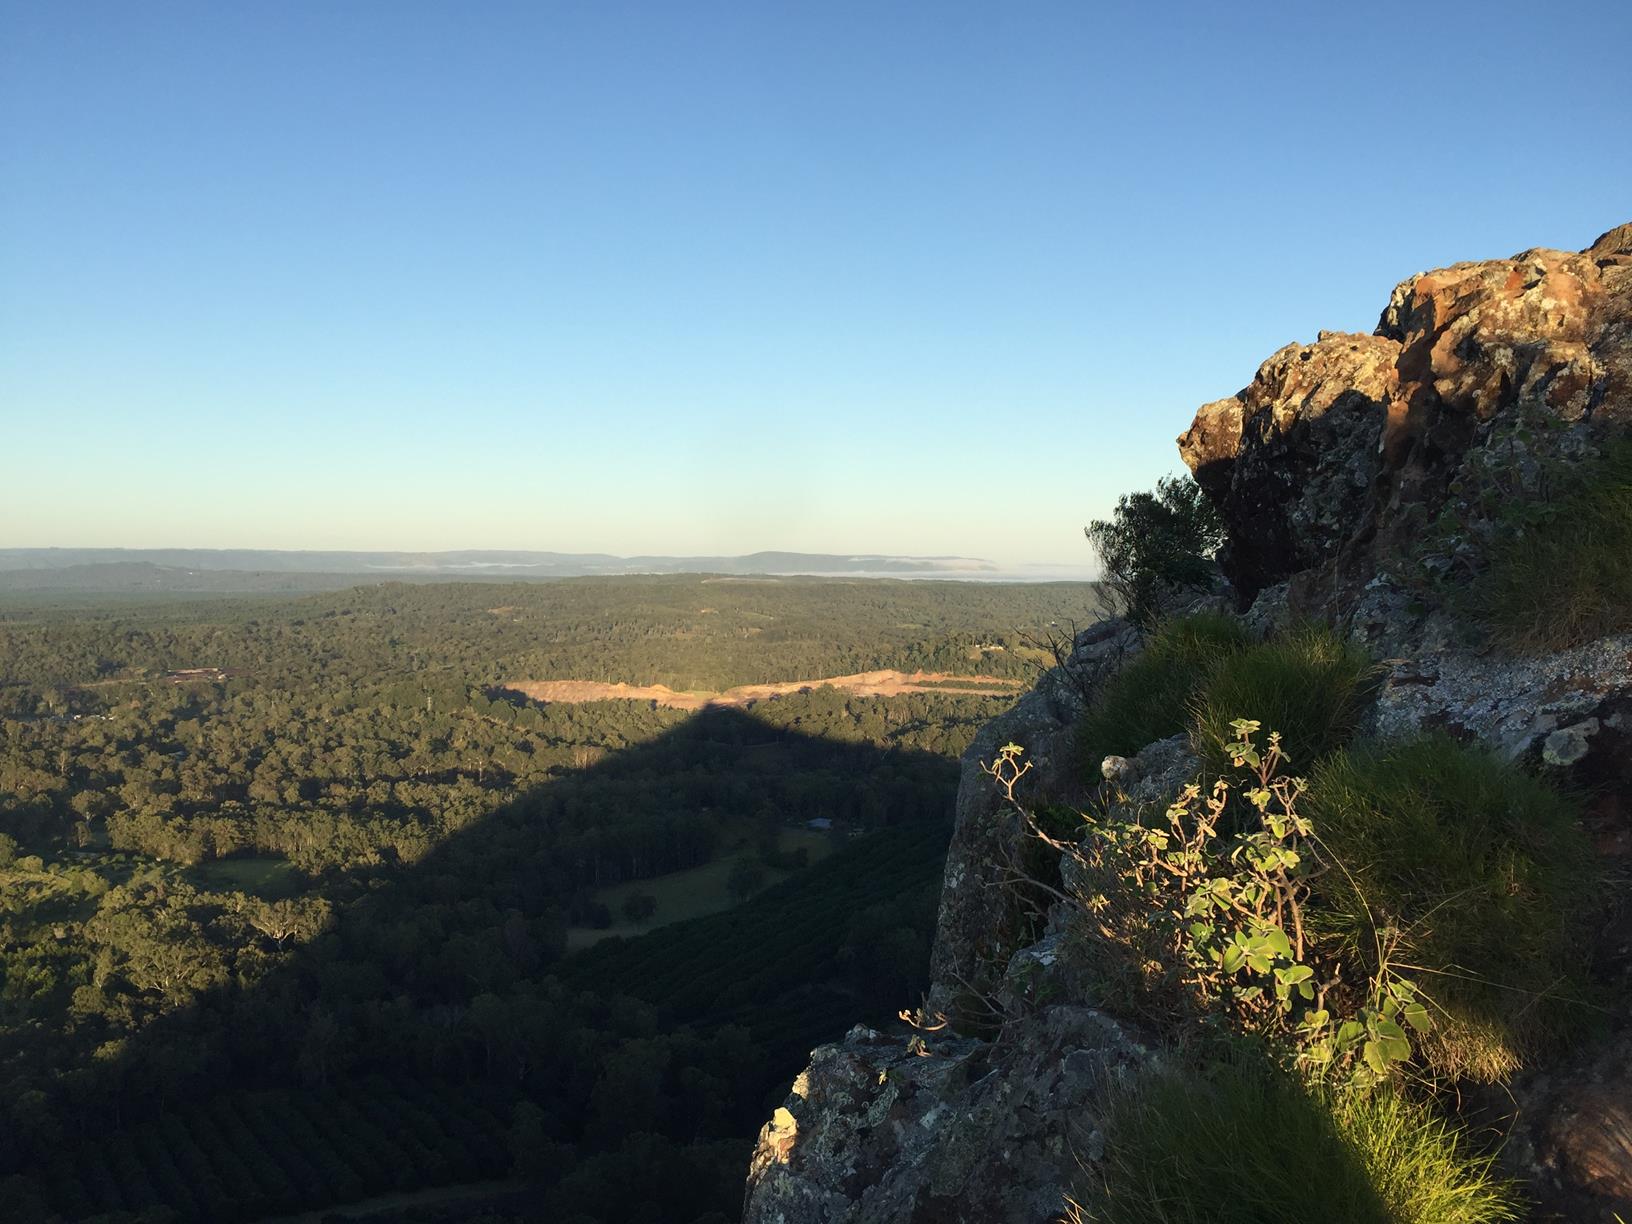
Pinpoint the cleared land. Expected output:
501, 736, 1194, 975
565, 827, 836, 950
501, 669, 1022, 710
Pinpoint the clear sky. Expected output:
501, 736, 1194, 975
3, 1, 1629, 566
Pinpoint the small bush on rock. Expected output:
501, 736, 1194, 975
1085, 476, 1224, 626
1305, 736, 1595, 1082
1056, 723, 1428, 1085
1076, 612, 1250, 773
1466, 434, 1632, 652
1190, 624, 1375, 773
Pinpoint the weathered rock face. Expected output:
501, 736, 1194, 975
742, 1007, 1147, 1224
1178, 227, 1632, 1218
924, 617, 1136, 1023
1180, 223, 1632, 600
742, 626, 1182, 1224
1180, 331, 1399, 598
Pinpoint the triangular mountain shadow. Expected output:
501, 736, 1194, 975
11, 704, 957, 1224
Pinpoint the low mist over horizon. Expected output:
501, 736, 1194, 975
0, 545, 1096, 594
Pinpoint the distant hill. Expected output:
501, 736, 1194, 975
0, 548, 1090, 593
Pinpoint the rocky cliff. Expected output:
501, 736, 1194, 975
742, 224, 1632, 1224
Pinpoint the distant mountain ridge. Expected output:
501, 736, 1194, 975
0, 548, 1089, 594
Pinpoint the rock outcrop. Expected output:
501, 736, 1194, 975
743, 1007, 1146, 1224
741, 641, 1183, 1224
1179, 223, 1632, 601
745, 222, 1632, 1224
1178, 225, 1632, 1219
924, 617, 1134, 1023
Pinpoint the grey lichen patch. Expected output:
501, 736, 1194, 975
1544, 718, 1601, 767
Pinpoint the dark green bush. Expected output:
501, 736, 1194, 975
1190, 624, 1376, 773
1305, 736, 1595, 1082
1086, 476, 1224, 626
1076, 612, 1250, 775
1083, 1057, 1517, 1224
1465, 434, 1632, 652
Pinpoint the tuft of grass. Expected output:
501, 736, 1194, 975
1466, 435, 1632, 653
1190, 624, 1376, 774
1305, 736, 1595, 1082
1076, 612, 1250, 774
1336, 1086, 1523, 1224
1082, 1058, 1520, 1224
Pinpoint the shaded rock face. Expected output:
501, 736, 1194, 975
1180, 223, 1632, 600
742, 1007, 1147, 1224
743, 624, 1185, 1224
1181, 332, 1397, 597
924, 617, 1137, 1023
1498, 1027, 1632, 1222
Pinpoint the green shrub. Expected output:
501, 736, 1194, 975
1464, 434, 1632, 652
1082, 1058, 1519, 1224
1190, 624, 1376, 773
1304, 737, 1594, 1082
1058, 722, 1432, 1084
1076, 612, 1249, 774
1085, 476, 1224, 626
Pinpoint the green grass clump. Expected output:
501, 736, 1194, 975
1305, 736, 1595, 1082
1076, 612, 1250, 772
1466, 434, 1632, 653
1190, 624, 1376, 773
1085, 1059, 1519, 1224
1335, 1086, 1522, 1224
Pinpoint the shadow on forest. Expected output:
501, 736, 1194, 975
21, 705, 958, 1223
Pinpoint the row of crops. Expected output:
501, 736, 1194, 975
34, 1078, 511, 1222
20, 821, 950, 1223
564, 819, 949, 1057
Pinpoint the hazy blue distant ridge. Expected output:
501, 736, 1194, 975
0, 548, 1093, 593
0, 547, 993, 576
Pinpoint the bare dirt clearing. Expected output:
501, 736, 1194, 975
500, 669, 1023, 710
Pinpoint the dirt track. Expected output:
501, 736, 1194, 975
500, 670, 1023, 711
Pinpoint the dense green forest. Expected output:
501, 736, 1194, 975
0, 575, 1097, 1223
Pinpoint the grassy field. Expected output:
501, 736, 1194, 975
565, 826, 837, 950
185, 855, 306, 899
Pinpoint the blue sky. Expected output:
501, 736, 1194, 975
3, 1, 1628, 565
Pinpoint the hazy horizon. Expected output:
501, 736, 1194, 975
0, 544, 1098, 583
4, 1, 1629, 565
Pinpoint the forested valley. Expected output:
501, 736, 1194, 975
0, 575, 1098, 1223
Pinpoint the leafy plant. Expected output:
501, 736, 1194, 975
1045, 723, 1424, 1084
1085, 476, 1224, 626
